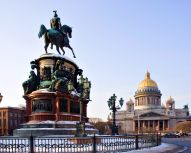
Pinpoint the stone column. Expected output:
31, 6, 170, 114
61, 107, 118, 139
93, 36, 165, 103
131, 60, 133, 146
137, 99, 139, 106
148, 120, 150, 131
2, 113, 4, 135
145, 120, 147, 130
163, 120, 165, 131
143, 120, 145, 128
24, 96, 31, 122
55, 96, 59, 121
66, 98, 69, 113
158, 120, 160, 131
167, 120, 170, 130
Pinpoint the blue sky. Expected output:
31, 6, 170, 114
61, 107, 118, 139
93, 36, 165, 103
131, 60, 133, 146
0, 1, 191, 120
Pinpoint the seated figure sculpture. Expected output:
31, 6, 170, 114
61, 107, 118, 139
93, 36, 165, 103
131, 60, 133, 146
22, 71, 38, 94
50, 62, 68, 92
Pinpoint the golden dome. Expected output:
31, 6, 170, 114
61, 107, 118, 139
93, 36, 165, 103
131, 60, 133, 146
138, 71, 158, 89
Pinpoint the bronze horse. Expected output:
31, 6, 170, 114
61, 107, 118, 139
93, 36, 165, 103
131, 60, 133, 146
38, 24, 76, 58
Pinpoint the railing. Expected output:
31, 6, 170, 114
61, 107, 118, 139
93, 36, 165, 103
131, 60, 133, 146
0, 133, 161, 153
0, 137, 30, 152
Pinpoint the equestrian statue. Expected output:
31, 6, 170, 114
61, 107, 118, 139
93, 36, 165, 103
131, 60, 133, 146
38, 11, 76, 58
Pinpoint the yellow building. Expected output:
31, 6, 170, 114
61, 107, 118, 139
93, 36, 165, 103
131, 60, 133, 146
0, 107, 25, 135
116, 71, 189, 133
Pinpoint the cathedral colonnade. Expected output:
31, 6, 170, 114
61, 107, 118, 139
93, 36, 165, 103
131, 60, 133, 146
133, 119, 169, 132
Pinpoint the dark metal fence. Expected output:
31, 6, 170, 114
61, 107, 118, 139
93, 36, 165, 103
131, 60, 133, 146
0, 133, 161, 153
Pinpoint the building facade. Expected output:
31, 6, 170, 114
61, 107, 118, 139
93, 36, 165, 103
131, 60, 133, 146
0, 107, 25, 135
116, 71, 189, 133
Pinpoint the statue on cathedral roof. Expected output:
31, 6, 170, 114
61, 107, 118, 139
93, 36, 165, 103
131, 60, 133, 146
38, 11, 76, 58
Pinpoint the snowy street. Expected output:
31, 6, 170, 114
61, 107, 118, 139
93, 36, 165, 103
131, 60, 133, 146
122, 143, 183, 153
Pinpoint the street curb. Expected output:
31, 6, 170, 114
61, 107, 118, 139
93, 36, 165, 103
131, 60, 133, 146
157, 143, 185, 153
176, 147, 188, 153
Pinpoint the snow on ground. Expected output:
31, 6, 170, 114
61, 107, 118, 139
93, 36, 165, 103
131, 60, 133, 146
121, 143, 179, 153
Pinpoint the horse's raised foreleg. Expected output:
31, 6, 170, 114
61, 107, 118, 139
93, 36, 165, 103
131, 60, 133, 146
60, 47, 65, 55
44, 34, 49, 54
56, 46, 61, 55
68, 45, 76, 58
44, 43, 49, 54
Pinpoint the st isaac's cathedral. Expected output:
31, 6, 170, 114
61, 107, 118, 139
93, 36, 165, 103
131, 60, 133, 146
116, 71, 189, 132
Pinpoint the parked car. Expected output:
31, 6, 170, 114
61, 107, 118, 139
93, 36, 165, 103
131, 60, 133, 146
177, 132, 188, 137
188, 133, 191, 136
163, 132, 180, 138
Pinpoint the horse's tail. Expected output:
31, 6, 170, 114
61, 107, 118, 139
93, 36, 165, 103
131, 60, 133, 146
38, 24, 47, 38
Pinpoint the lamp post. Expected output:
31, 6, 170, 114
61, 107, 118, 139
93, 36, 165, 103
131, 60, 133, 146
0, 93, 3, 103
107, 94, 124, 135
68, 74, 91, 137
137, 112, 140, 134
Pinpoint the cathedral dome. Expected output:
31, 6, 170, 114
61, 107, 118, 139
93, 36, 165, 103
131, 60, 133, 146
138, 71, 158, 90
134, 71, 162, 110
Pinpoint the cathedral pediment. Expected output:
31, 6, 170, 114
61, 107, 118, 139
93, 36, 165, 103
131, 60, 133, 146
141, 112, 164, 117
135, 112, 168, 119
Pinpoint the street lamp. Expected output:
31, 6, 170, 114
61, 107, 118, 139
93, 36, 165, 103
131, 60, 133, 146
68, 81, 74, 93
107, 94, 124, 135
0, 93, 3, 103
68, 74, 91, 137
137, 112, 140, 134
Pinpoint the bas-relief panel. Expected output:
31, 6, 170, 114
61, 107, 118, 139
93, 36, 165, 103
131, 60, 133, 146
139, 112, 165, 117
40, 59, 55, 66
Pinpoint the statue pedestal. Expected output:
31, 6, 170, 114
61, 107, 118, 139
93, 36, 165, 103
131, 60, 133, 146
24, 89, 85, 122
13, 121, 98, 136
16, 53, 97, 136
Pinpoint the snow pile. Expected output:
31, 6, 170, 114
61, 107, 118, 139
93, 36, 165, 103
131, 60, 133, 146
121, 143, 179, 153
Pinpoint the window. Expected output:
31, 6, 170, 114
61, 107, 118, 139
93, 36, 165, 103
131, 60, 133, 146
9, 120, 13, 127
70, 100, 80, 114
186, 112, 189, 116
59, 98, 68, 112
4, 119, 6, 127
9, 112, 13, 117
14, 120, 17, 126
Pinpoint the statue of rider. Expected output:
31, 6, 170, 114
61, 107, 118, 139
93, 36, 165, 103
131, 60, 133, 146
50, 11, 66, 49
50, 10, 61, 30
